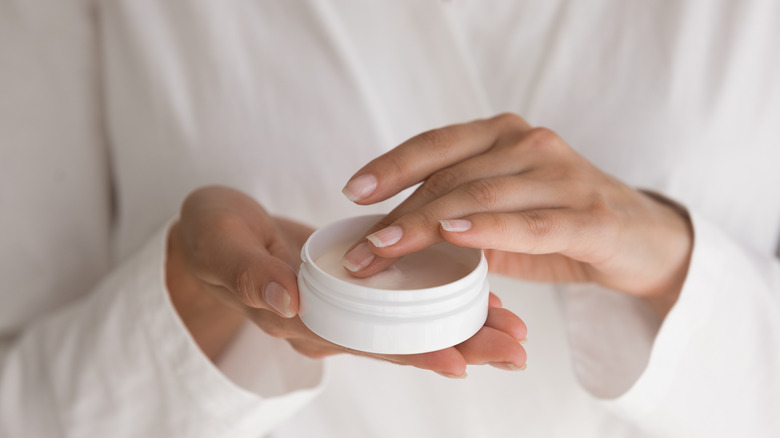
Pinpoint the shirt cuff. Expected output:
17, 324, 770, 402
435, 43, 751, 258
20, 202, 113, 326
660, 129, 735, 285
139, 221, 324, 432
561, 208, 765, 401
566, 210, 780, 436
604, 210, 779, 414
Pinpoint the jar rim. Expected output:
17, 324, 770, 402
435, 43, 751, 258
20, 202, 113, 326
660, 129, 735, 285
299, 214, 488, 316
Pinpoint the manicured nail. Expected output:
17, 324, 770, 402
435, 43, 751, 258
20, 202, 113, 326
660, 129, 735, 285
264, 281, 294, 318
366, 226, 403, 248
342, 174, 378, 202
436, 371, 468, 379
342, 242, 375, 272
440, 219, 472, 232
489, 362, 526, 371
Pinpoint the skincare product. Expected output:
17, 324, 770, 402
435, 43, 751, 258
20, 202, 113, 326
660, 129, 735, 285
298, 215, 489, 354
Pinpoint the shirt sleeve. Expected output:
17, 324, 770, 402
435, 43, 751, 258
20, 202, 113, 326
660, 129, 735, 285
0, 223, 324, 438
560, 210, 780, 437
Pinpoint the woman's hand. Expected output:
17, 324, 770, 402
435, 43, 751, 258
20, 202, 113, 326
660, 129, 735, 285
166, 186, 527, 377
341, 114, 693, 318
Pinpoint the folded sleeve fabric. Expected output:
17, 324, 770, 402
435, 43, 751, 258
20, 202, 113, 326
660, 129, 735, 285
0, 223, 323, 438
1, 1, 323, 435
563, 210, 780, 436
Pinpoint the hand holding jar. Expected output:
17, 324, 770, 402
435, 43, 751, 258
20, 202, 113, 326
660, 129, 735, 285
166, 186, 527, 379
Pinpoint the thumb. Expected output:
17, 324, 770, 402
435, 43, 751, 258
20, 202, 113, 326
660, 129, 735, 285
186, 221, 300, 318
226, 248, 299, 318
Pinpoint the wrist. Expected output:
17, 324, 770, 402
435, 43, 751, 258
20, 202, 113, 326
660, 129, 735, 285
637, 190, 693, 319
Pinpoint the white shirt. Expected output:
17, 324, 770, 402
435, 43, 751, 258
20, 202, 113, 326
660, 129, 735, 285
1, 1, 779, 437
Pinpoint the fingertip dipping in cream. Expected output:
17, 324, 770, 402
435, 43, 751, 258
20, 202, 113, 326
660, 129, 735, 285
366, 226, 403, 248
341, 241, 375, 272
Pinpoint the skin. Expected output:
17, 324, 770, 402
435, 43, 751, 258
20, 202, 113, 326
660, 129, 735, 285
342, 113, 693, 319
166, 186, 528, 378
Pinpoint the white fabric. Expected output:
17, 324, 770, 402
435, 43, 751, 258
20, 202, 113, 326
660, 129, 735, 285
1, 0, 779, 437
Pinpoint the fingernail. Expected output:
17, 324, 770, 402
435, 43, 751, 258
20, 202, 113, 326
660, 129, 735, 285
519, 338, 527, 345
436, 371, 468, 379
342, 242, 375, 272
489, 362, 526, 371
440, 219, 472, 232
366, 226, 403, 248
264, 281, 294, 318
342, 174, 378, 202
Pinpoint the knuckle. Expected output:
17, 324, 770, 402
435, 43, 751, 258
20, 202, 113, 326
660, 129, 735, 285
492, 112, 527, 129
417, 127, 458, 150
409, 209, 436, 228
522, 210, 555, 240
488, 213, 512, 237
479, 214, 513, 248
382, 152, 406, 177
371, 153, 406, 181
420, 169, 460, 199
399, 209, 440, 234
233, 269, 259, 307
461, 178, 501, 210
208, 213, 245, 236
524, 127, 563, 151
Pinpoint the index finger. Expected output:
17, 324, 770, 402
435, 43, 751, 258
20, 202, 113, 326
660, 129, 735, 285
341, 114, 530, 205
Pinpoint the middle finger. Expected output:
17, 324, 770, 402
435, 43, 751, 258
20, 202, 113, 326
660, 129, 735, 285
347, 173, 570, 275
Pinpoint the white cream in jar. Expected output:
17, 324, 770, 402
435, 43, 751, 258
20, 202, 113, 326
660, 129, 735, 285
298, 214, 489, 354
314, 242, 474, 290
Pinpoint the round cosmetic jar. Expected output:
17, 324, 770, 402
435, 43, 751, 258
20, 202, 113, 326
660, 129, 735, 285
298, 214, 489, 354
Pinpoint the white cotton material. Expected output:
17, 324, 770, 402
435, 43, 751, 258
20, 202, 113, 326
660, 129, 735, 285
2, 0, 779, 437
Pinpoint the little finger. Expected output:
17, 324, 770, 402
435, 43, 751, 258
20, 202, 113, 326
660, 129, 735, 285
455, 326, 527, 370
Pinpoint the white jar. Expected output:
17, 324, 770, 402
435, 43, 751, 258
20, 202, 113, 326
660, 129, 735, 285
298, 214, 489, 354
